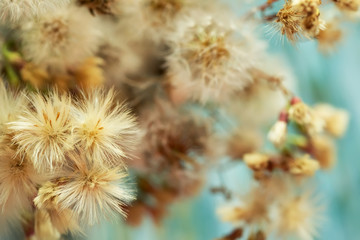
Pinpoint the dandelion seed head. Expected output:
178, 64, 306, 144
166, 11, 257, 103
9, 91, 74, 172
0, 0, 70, 23
275, 192, 324, 240
54, 160, 135, 225
20, 4, 101, 69
72, 89, 139, 167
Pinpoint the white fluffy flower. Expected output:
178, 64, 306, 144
165, 10, 261, 103
9, 91, 74, 172
20, 4, 101, 69
0, 0, 70, 23
72, 89, 139, 167
0, 80, 27, 144
274, 192, 324, 240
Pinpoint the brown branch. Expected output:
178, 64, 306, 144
216, 228, 243, 240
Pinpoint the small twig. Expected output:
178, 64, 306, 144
243, 0, 280, 21
216, 228, 243, 240
249, 67, 293, 101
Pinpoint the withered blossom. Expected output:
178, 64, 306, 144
9, 91, 74, 172
275, 0, 324, 43
0, 0, 353, 239
0, 0, 70, 23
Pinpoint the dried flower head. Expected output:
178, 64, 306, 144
54, 160, 134, 225
276, 0, 305, 42
78, 0, 140, 16
313, 104, 349, 137
316, 23, 342, 53
243, 153, 270, 171
72, 89, 139, 167
20, 4, 101, 68
141, 0, 192, 34
166, 12, 256, 103
217, 187, 271, 227
0, 0, 70, 23
297, 0, 324, 37
0, 80, 27, 144
288, 101, 325, 135
275, 192, 323, 240
20, 63, 50, 89
148, 0, 185, 17
78, 0, 115, 15
9, 91, 74, 172
225, 61, 292, 127
138, 102, 208, 171
0, 147, 43, 218
332, 0, 359, 12
311, 135, 336, 169
289, 101, 312, 124
73, 57, 105, 90
275, 0, 324, 43
34, 180, 80, 234
288, 155, 320, 176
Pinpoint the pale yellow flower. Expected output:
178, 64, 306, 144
54, 158, 135, 225
9, 91, 74, 172
288, 155, 320, 176
243, 153, 270, 171
72, 89, 139, 167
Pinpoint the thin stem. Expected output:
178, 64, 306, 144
2, 44, 20, 86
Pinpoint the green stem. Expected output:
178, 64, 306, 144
1, 44, 20, 86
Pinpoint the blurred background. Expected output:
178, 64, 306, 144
2, 1, 357, 239
84, 1, 360, 240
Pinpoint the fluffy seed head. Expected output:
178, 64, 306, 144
20, 4, 101, 68
275, 192, 323, 240
138, 102, 208, 172
0, 0, 70, 23
72, 89, 139, 167
54, 160, 135, 225
34, 180, 81, 234
0, 147, 43, 218
9, 91, 74, 172
217, 187, 271, 227
275, 0, 323, 43
0, 80, 27, 144
166, 12, 255, 103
